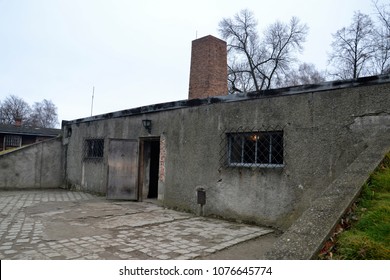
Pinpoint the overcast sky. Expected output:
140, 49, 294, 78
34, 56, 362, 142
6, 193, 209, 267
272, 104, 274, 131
0, 0, 379, 126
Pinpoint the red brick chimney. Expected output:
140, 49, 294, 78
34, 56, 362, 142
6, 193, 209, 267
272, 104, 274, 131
14, 117, 22, 127
188, 35, 228, 99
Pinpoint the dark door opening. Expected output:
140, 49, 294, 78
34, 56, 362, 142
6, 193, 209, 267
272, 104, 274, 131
148, 141, 159, 198
139, 138, 160, 200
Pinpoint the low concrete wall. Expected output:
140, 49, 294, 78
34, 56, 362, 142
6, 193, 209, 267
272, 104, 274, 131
0, 137, 64, 189
266, 135, 390, 259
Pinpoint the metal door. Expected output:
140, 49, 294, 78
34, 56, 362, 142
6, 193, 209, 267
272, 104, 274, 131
107, 139, 138, 200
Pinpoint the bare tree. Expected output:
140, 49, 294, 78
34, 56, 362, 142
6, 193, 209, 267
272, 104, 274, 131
374, 0, 390, 31
283, 63, 326, 87
373, 1, 390, 74
219, 9, 308, 94
0, 95, 31, 124
0, 95, 59, 128
328, 11, 376, 79
30, 99, 59, 128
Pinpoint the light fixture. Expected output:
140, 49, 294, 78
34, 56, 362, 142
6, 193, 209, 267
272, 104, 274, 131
142, 119, 152, 134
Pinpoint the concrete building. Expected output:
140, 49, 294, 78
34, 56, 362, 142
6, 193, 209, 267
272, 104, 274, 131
61, 73, 390, 230
1, 35, 390, 235
59, 36, 390, 230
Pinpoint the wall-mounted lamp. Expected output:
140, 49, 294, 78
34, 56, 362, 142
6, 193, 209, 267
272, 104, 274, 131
142, 119, 152, 134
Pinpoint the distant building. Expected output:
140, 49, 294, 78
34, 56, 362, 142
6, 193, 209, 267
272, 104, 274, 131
0, 122, 60, 151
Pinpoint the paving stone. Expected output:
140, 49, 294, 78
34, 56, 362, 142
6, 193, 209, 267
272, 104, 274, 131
157, 254, 170, 260
204, 248, 217, 253
174, 249, 191, 254
120, 247, 135, 253
184, 253, 200, 259
4, 250, 17, 254
5, 236, 17, 240
16, 238, 30, 243
140, 248, 151, 254
46, 252, 61, 258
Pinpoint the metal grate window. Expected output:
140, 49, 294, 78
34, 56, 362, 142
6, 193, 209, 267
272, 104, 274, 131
5, 135, 22, 147
83, 138, 104, 161
220, 127, 285, 168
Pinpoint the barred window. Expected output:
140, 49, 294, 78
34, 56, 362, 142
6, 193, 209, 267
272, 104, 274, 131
83, 138, 104, 160
5, 135, 22, 147
227, 131, 284, 167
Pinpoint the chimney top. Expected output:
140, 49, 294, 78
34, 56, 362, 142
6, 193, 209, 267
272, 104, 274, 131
14, 117, 22, 127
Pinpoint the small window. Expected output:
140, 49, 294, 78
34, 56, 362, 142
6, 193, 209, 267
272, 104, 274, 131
5, 135, 22, 147
227, 131, 284, 167
83, 138, 104, 160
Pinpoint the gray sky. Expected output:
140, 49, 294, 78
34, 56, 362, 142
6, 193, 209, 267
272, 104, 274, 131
0, 0, 378, 126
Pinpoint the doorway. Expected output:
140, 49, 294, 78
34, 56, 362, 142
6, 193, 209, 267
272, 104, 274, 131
139, 137, 160, 200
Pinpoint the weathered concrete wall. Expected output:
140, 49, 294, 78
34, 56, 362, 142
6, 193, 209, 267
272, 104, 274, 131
63, 116, 150, 194
0, 137, 64, 189
162, 83, 390, 229
62, 76, 390, 230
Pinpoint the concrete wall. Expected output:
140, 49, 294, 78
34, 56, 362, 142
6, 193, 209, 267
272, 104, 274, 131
63, 76, 390, 229
163, 82, 390, 229
0, 137, 64, 189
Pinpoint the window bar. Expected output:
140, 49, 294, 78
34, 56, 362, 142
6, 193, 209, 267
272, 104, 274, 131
228, 136, 232, 166
269, 133, 273, 164
241, 135, 244, 164
255, 134, 258, 165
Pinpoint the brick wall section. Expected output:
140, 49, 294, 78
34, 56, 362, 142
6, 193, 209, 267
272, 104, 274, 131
159, 134, 166, 183
188, 35, 228, 99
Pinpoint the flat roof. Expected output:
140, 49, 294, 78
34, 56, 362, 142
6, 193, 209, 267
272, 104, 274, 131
63, 74, 390, 126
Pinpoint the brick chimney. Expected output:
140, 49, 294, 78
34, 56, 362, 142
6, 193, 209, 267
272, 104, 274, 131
188, 35, 228, 99
14, 117, 22, 127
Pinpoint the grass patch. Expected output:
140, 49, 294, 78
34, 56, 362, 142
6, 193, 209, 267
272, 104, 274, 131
335, 232, 389, 259
320, 152, 390, 260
